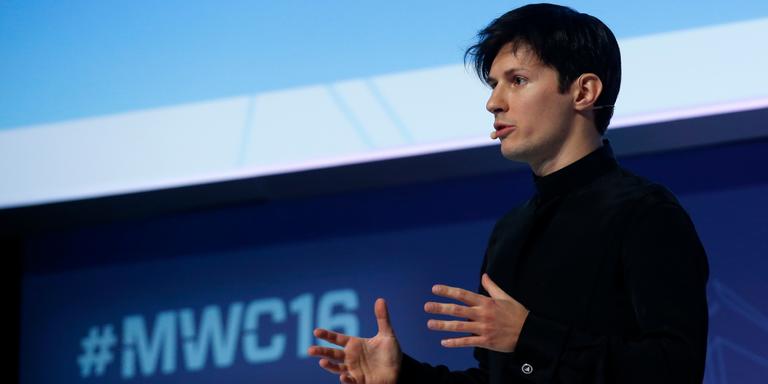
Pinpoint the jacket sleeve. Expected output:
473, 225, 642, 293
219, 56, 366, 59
504, 201, 709, 383
396, 349, 489, 384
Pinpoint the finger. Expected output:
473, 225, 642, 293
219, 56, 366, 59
307, 346, 346, 362
424, 301, 473, 318
313, 328, 351, 347
440, 336, 486, 348
481, 273, 512, 300
374, 298, 394, 336
427, 319, 482, 334
340, 373, 358, 384
432, 284, 486, 306
318, 359, 347, 374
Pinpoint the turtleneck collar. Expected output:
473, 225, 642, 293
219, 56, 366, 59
532, 139, 619, 202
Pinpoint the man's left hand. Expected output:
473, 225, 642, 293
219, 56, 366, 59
424, 273, 530, 353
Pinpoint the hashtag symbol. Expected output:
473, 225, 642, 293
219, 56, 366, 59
77, 325, 117, 378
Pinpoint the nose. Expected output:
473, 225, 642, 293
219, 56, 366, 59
485, 87, 507, 115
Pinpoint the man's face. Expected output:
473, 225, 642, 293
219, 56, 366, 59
486, 43, 576, 166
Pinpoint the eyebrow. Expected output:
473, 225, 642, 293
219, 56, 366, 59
487, 67, 528, 83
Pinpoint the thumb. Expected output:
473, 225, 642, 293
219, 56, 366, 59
482, 273, 512, 300
374, 298, 395, 336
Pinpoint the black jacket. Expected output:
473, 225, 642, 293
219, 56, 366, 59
398, 139, 709, 383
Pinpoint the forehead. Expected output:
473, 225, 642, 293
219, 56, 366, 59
489, 42, 544, 75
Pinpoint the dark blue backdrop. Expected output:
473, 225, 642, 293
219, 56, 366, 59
20, 137, 768, 383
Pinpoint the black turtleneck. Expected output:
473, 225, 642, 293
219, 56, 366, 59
532, 139, 619, 203
399, 139, 709, 383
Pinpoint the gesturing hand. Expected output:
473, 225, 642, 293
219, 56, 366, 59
308, 298, 402, 384
424, 273, 530, 353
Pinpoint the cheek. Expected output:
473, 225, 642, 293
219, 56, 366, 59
528, 93, 571, 130
513, 95, 552, 135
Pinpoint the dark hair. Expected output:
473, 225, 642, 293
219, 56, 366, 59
465, 3, 621, 135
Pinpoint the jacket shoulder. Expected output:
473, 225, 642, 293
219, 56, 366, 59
606, 167, 683, 209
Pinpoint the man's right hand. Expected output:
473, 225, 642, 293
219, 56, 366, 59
308, 298, 402, 384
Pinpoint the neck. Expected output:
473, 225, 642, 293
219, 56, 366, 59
529, 127, 603, 177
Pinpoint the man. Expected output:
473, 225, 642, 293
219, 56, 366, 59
308, 3, 709, 383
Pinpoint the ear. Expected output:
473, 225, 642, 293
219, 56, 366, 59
571, 73, 603, 111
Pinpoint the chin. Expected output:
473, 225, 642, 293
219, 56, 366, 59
500, 141, 530, 163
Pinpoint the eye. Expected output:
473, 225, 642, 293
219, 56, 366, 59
512, 76, 528, 86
